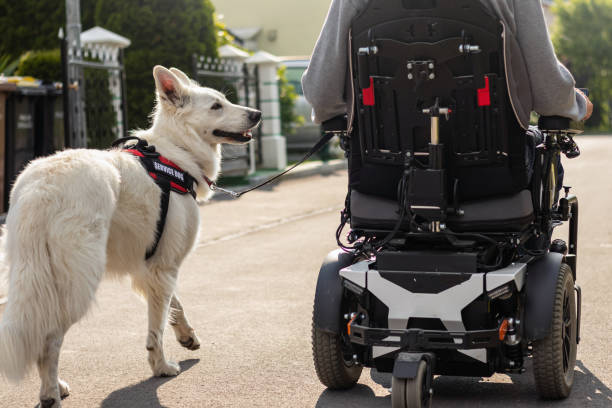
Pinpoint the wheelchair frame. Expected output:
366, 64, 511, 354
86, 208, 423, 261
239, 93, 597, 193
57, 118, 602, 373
311, 1, 583, 406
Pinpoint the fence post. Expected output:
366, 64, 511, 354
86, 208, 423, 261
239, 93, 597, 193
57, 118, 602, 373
65, 0, 87, 147
247, 51, 287, 170
219, 45, 257, 174
80, 27, 131, 141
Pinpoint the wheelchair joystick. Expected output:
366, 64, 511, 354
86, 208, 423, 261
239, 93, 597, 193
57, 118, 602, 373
559, 134, 581, 159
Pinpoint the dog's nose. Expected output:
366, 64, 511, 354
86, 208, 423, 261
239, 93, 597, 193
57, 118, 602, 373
248, 110, 262, 123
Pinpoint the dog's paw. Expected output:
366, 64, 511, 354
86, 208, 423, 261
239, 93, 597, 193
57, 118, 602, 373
38, 398, 60, 408
178, 333, 201, 351
58, 379, 70, 399
154, 360, 181, 377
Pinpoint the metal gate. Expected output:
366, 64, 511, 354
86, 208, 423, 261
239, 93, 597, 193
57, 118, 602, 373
61, 32, 128, 149
192, 54, 260, 176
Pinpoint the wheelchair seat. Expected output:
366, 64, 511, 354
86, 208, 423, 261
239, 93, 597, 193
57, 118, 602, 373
350, 189, 534, 233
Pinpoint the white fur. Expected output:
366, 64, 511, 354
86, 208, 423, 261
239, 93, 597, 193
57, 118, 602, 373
0, 66, 259, 407
0, 227, 8, 305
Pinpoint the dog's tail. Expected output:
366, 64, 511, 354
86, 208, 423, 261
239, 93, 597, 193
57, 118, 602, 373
0, 214, 61, 382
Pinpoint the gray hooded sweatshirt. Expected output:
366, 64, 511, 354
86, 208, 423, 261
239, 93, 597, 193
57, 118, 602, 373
302, 0, 587, 129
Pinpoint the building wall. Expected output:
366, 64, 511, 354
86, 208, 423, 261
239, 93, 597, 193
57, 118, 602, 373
212, 0, 332, 57
213, 0, 556, 57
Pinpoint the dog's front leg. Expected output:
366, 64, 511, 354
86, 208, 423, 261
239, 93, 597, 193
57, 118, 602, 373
169, 294, 201, 351
145, 272, 180, 377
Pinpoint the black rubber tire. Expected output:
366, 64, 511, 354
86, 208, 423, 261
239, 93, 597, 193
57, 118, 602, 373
391, 360, 429, 408
312, 324, 362, 390
532, 263, 577, 399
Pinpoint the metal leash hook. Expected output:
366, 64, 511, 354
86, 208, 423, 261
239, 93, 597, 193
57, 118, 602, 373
209, 183, 241, 199
203, 175, 241, 199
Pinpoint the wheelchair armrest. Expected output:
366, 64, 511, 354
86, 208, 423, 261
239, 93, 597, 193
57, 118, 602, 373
322, 115, 348, 134
537, 115, 571, 131
538, 115, 585, 134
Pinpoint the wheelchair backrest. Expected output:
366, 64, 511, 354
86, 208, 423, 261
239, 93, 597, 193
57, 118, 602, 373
349, 0, 527, 201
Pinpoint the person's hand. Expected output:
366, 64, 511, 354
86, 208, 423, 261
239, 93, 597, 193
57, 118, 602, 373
576, 88, 594, 121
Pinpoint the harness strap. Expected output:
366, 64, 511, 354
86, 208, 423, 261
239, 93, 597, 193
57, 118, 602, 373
147, 180, 171, 259
111, 136, 197, 260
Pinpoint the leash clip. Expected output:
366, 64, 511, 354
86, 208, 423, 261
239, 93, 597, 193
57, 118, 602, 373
207, 181, 240, 199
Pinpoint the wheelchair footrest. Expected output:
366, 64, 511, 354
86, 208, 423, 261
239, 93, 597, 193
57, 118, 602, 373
349, 323, 500, 350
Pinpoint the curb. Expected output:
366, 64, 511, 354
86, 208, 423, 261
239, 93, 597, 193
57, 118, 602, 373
248, 159, 347, 185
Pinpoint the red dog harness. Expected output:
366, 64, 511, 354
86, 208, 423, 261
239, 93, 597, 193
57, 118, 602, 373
112, 137, 197, 259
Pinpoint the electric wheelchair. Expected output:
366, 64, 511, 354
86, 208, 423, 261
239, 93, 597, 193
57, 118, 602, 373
311, 1, 583, 407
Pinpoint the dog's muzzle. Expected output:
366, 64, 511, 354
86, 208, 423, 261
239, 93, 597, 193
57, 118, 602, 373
213, 129, 254, 143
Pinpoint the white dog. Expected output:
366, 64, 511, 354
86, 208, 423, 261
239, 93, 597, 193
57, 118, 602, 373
0, 66, 260, 407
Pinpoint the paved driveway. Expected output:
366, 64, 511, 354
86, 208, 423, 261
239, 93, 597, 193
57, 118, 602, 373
1, 137, 610, 407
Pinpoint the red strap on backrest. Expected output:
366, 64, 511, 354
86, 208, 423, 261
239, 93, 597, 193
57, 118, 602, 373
477, 76, 491, 107
362, 77, 375, 106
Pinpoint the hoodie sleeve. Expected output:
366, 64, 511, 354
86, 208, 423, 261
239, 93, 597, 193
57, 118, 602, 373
301, 0, 366, 124
514, 0, 587, 121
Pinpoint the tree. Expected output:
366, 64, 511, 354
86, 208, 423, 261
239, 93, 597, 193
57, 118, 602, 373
552, 0, 612, 130
0, 1, 64, 60
94, 0, 217, 129
0, 0, 97, 60
215, 14, 235, 47
278, 66, 304, 137
0, 0, 217, 136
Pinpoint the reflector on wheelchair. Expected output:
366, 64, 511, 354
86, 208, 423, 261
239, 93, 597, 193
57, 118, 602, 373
499, 319, 509, 341
478, 76, 491, 107
362, 77, 375, 106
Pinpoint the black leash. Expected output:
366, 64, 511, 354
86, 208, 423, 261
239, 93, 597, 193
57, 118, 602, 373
204, 131, 336, 199
113, 132, 335, 200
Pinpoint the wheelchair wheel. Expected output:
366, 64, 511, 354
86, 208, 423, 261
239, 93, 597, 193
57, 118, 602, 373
532, 263, 577, 399
312, 324, 362, 389
391, 360, 432, 408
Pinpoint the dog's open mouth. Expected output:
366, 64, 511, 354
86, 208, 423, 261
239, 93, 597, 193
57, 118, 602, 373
213, 129, 253, 143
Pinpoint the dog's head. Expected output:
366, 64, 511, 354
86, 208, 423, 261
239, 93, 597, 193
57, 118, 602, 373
152, 65, 261, 145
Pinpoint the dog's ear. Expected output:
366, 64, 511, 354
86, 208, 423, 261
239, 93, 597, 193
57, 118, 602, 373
153, 65, 186, 106
169, 67, 191, 86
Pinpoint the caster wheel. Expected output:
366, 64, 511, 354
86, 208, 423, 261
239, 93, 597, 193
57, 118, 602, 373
391, 360, 432, 408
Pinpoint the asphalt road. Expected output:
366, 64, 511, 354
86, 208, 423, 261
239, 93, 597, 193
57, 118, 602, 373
1, 136, 611, 407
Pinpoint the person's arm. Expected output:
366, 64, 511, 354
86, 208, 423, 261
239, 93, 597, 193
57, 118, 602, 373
514, 0, 590, 121
301, 0, 366, 124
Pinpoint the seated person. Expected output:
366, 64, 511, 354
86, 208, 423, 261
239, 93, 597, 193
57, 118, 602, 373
302, 0, 593, 127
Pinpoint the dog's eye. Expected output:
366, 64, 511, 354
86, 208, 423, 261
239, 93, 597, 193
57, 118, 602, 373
211, 103, 223, 110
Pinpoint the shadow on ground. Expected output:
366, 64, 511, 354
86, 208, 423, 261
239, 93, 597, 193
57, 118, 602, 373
316, 384, 390, 408
100, 359, 199, 408
316, 360, 611, 408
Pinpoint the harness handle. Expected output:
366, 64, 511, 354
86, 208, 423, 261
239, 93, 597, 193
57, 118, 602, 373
111, 136, 148, 149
